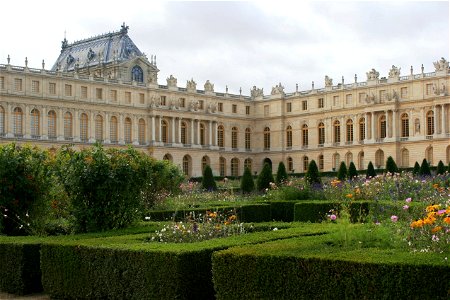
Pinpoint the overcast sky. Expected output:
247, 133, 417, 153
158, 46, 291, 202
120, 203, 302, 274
1, 1, 448, 95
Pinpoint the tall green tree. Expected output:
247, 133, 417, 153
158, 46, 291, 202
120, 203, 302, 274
366, 161, 377, 178
412, 161, 420, 176
385, 156, 399, 175
275, 162, 288, 185
202, 165, 217, 191
257, 163, 274, 191
240, 167, 255, 194
347, 162, 358, 180
436, 160, 446, 175
305, 160, 321, 185
337, 162, 347, 181
419, 158, 431, 176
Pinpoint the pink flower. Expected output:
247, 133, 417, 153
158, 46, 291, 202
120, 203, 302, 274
391, 215, 398, 222
403, 205, 409, 210
437, 209, 446, 215
329, 214, 337, 221
405, 197, 412, 203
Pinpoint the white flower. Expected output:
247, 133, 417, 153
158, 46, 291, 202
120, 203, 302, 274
273, 228, 278, 231
144, 216, 151, 220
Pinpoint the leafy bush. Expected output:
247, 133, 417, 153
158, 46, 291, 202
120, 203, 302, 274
0, 143, 54, 235
305, 160, 321, 185
347, 162, 358, 180
275, 162, 288, 184
240, 167, 255, 194
419, 158, 431, 176
366, 161, 377, 178
413, 161, 421, 175
386, 156, 399, 174
436, 160, 446, 175
257, 163, 274, 191
202, 165, 217, 191
337, 162, 347, 181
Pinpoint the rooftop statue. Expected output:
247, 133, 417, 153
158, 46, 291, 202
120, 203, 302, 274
251, 86, 264, 98
366, 68, 380, 80
433, 57, 449, 72
324, 75, 333, 87
187, 79, 197, 91
167, 75, 177, 87
204, 80, 214, 92
388, 65, 401, 78
271, 82, 285, 95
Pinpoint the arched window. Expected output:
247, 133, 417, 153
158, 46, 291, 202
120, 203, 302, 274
346, 119, 353, 142
0, 106, 4, 135
163, 153, 172, 162
303, 156, 309, 172
182, 155, 191, 176
200, 123, 206, 145
110, 116, 118, 143
202, 156, 210, 173
138, 119, 146, 145
219, 157, 226, 176
426, 147, 433, 165
161, 120, 168, 143
131, 65, 143, 82
318, 154, 324, 170
375, 149, 384, 169
124, 117, 132, 144
359, 118, 365, 141
287, 157, 293, 172
379, 115, 386, 139
48, 110, 57, 139
426, 110, 434, 135
333, 120, 340, 143
245, 128, 251, 150
30, 108, 40, 138
401, 148, 409, 168
358, 151, 364, 170
346, 152, 353, 166
181, 122, 187, 144
333, 153, 340, 170
318, 122, 325, 145
244, 158, 252, 172
401, 113, 409, 137
232, 127, 238, 149
231, 158, 239, 177
95, 115, 103, 142
13, 107, 23, 136
80, 113, 88, 142
302, 124, 308, 147
218, 125, 224, 147
286, 125, 292, 148
264, 127, 270, 150
64, 112, 72, 140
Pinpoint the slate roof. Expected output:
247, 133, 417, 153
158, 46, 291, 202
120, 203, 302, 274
51, 23, 144, 71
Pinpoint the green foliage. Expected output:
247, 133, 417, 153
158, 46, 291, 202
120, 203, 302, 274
269, 201, 296, 222
237, 204, 271, 222
366, 161, 377, 178
275, 162, 288, 184
0, 143, 54, 235
412, 161, 421, 175
337, 161, 347, 181
385, 156, 399, 174
257, 163, 274, 191
266, 185, 310, 201
240, 167, 255, 194
436, 160, 446, 175
347, 162, 358, 180
305, 160, 321, 185
202, 165, 217, 191
294, 201, 339, 222
419, 158, 431, 176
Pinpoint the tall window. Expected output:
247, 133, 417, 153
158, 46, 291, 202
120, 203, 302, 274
379, 115, 386, 139
95, 115, 103, 142
231, 158, 239, 177
426, 147, 433, 165
218, 125, 224, 147
219, 157, 226, 176
232, 127, 238, 149
124, 117, 132, 144
318, 98, 324, 108
0, 106, 4, 135
32, 80, 40, 93
286, 102, 292, 113
302, 124, 308, 147
244, 158, 252, 172
80, 113, 88, 142
287, 157, 293, 172
375, 149, 384, 168
181, 122, 187, 144
358, 152, 364, 170
346, 152, 353, 166
245, 128, 251, 150
303, 156, 309, 172
318, 154, 324, 170
13, 107, 23, 136
426, 110, 434, 135
131, 65, 144, 82
401, 148, 409, 167
14, 78, 23, 91
64, 112, 72, 139
264, 127, 270, 150
346, 119, 353, 142
138, 119, 146, 145
30, 109, 40, 137
182, 155, 191, 176
333, 120, 341, 143
200, 123, 206, 145
48, 110, 57, 139
286, 125, 292, 148
318, 122, 325, 145
333, 153, 340, 170
359, 118, 365, 141
401, 113, 409, 137
110, 116, 118, 143
161, 120, 168, 143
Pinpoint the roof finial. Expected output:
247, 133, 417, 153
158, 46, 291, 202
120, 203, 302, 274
42, 59, 45, 70
120, 22, 129, 35
25, 57, 28, 68
7, 54, 10, 64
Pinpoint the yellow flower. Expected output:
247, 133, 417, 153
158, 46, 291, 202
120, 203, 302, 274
346, 193, 353, 199
426, 204, 440, 212
431, 226, 442, 233
432, 183, 439, 189
354, 188, 361, 195
423, 217, 435, 225
410, 219, 424, 228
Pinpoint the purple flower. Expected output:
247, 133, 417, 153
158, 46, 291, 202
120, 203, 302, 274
391, 215, 398, 222
403, 205, 409, 210
329, 214, 337, 221
405, 197, 412, 203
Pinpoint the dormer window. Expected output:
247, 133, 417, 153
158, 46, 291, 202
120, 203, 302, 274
131, 65, 143, 82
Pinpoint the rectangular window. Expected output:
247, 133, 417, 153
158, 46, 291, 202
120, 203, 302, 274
179, 98, 185, 108
379, 90, 387, 102
302, 100, 308, 111
14, 78, 23, 91
318, 98, 324, 108
232, 104, 237, 113
31, 80, 40, 93
139, 93, 145, 104
333, 96, 339, 106
64, 84, 72, 96
125, 92, 131, 104
80, 86, 87, 99
49, 82, 57, 95
286, 102, 292, 113
264, 105, 269, 116
160, 96, 166, 106
218, 102, 223, 112
96, 88, 103, 100
426, 83, 433, 95
400, 87, 408, 98
0, 76, 4, 89
198, 100, 204, 110
246, 106, 250, 115
359, 92, 366, 103
346, 94, 353, 105
110, 90, 117, 102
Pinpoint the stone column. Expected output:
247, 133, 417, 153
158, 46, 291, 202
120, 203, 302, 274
5, 103, 11, 137
208, 120, 212, 146
151, 116, 155, 142
442, 104, 448, 135
433, 106, 438, 135
371, 112, 376, 141
197, 120, 201, 145
392, 110, 397, 140
119, 114, 124, 144
365, 113, 369, 141
24, 105, 30, 138
384, 110, 389, 139
171, 117, 176, 143
178, 118, 182, 144
191, 120, 195, 145
213, 122, 218, 146
133, 115, 139, 145
42, 107, 48, 139
159, 117, 163, 143
73, 110, 80, 142
104, 112, 110, 143
57, 108, 64, 140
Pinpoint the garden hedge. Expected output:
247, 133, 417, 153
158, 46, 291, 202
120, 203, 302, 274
237, 204, 271, 222
269, 201, 296, 222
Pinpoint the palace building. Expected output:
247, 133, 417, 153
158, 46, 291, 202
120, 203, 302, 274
1, 24, 449, 177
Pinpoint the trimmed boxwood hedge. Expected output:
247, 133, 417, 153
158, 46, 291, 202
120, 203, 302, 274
269, 201, 296, 222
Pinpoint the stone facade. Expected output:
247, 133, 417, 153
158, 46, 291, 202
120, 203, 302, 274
1, 26, 449, 177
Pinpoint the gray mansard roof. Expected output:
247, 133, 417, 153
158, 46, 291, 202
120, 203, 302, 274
51, 23, 144, 72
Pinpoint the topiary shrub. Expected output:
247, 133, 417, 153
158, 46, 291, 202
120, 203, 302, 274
275, 162, 288, 185
385, 156, 399, 175
257, 163, 274, 191
202, 165, 217, 191
419, 158, 431, 176
412, 161, 421, 176
241, 167, 255, 194
305, 160, 321, 185
366, 161, 377, 178
347, 162, 358, 180
436, 160, 446, 175
337, 162, 347, 181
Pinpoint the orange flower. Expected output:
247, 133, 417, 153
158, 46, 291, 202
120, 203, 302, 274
431, 226, 442, 233
426, 204, 440, 212
432, 183, 439, 189
410, 220, 424, 228
354, 188, 361, 195
423, 217, 435, 225
346, 194, 353, 199
444, 217, 450, 225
